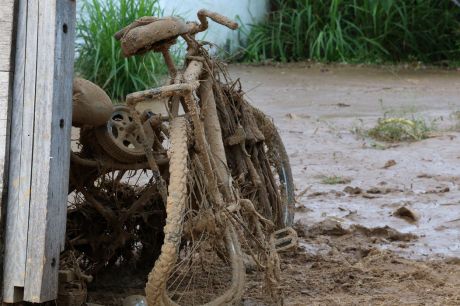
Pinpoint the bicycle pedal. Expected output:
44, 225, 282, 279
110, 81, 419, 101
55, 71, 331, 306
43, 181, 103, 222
271, 227, 298, 252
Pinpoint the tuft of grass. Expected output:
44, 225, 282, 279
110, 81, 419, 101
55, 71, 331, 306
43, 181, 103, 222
75, 0, 176, 102
320, 175, 352, 185
241, 0, 460, 65
452, 110, 460, 131
368, 117, 433, 142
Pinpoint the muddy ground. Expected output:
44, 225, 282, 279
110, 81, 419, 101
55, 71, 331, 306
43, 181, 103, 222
229, 64, 460, 305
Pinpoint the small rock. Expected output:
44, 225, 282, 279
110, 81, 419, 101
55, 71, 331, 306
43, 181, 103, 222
295, 205, 312, 213
366, 187, 382, 194
344, 186, 362, 195
417, 173, 433, 179
123, 295, 147, 306
310, 218, 349, 236
362, 193, 379, 199
393, 206, 420, 223
308, 191, 327, 197
285, 113, 298, 119
383, 159, 397, 169
426, 185, 450, 194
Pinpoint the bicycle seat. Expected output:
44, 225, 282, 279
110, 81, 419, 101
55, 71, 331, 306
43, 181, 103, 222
115, 16, 188, 57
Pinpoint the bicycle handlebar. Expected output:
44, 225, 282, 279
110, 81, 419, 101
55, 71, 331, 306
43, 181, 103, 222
115, 10, 238, 42
191, 9, 239, 34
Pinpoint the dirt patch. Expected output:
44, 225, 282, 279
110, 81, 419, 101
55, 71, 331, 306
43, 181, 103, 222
244, 221, 460, 305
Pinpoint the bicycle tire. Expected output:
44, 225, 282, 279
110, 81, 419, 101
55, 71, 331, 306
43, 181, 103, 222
145, 116, 245, 306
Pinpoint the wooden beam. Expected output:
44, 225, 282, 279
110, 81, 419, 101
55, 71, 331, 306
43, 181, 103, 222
3, 0, 33, 300
0, 0, 15, 72
0, 0, 17, 302
25, 0, 75, 300
3, 0, 76, 302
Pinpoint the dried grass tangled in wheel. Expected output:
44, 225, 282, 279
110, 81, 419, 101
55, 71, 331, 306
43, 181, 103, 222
212, 63, 295, 229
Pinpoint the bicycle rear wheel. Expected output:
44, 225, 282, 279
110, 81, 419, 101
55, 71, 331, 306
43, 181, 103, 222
216, 85, 295, 228
252, 107, 295, 227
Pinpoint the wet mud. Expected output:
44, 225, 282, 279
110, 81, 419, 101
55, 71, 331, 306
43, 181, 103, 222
231, 63, 460, 305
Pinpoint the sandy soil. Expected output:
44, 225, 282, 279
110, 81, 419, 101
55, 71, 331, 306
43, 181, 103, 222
229, 63, 460, 305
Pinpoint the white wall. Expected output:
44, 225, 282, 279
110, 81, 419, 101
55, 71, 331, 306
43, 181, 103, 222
159, 0, 269, 51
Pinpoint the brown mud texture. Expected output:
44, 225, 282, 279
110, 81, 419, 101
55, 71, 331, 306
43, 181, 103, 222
244, 220, 460, 305
231, 63, 460, 305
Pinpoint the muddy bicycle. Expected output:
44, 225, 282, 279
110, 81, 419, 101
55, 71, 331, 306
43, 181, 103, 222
65, 10, 296, 306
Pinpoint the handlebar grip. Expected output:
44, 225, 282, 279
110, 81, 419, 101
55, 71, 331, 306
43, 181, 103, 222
197, 9, 239, 30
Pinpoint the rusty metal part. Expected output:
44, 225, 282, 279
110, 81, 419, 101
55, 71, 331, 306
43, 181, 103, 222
119, 17, 188, 57
95, 105, 147, 163
72, 78, 114, 127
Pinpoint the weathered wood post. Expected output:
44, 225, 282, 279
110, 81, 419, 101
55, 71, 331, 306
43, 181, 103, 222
0, 0, 18, 300
1, 0, 76, 303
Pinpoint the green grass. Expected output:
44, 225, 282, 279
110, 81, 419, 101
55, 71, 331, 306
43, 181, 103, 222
320, 175, 352, 185
368, 117, 434, 142
452, 110, 460, 130
75, 0, 176, 102
241, 0, 460, 65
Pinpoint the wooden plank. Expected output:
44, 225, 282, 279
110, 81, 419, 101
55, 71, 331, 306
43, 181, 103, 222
0, 0, 15, 22
0, 21, 14, 72
24, 0, 75, 301
0, 0, 17, 303
3, 0, 31, 302
3, 0, 76, 302
0, 71, 11, 104
0, 0, 15, 72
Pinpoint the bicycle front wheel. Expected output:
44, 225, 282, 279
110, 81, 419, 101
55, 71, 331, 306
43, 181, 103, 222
145, 117, 245, 306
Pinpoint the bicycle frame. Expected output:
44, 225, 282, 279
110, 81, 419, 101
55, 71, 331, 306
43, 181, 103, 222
124, 19, 237, 208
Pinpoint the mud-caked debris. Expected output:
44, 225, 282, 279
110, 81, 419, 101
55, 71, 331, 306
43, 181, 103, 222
306, 220, 417, 242
344, 186, 362, 195
426, 185, 450, 194
307, 219, 350, 236
351, 225, 417, 242
383, 159, 397, 169
366, 186, 403, 194
393, 206, 420, 223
